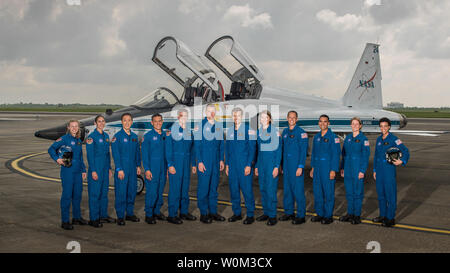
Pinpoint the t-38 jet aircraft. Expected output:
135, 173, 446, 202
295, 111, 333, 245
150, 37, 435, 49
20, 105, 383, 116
35, 35, 445, 141
35, 35, 445, 192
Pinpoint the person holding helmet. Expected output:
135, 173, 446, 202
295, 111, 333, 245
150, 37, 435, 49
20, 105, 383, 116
372, 117, 410, 227
48, 119, 87, 230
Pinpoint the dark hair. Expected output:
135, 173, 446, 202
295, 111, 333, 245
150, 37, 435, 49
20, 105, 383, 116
287, 110, 298, 118
152, 113, 162, 121
260, 110, 272, 124
94, 115, 105, 123
121, 113, 132, 121
379, 117, 391, 127
319, 114, 330, 121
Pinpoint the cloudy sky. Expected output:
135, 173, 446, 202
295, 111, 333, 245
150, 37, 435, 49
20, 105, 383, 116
1, 0, 449, 107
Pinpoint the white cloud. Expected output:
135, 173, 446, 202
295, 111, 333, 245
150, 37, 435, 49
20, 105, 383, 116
316, 9, 362, 31
223, 4, 273, 29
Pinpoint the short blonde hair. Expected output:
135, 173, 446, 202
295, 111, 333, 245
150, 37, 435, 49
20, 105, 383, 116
351, 117, 362, 127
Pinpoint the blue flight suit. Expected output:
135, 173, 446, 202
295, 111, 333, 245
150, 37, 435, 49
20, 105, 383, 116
311, 129, 341, 219
111, 128, 141, 219
225, 124, 257, 217
142, 129, 167, 217
373, 132, 410, 220
48, 134, 86, 223
281, 125, 308, 218
340, 132, 370, 217
256, 124, 282, 218
194, 117, 224, 216
165, 124, 195, 218
85, 129, 112, 222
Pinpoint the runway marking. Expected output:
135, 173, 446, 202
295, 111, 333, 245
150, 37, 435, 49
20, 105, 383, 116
7, 152, 450, 236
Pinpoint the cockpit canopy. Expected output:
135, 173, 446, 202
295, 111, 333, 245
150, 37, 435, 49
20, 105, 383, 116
131, 87, 179, 110
152, 36, 222, 105
205, 35, 264, 100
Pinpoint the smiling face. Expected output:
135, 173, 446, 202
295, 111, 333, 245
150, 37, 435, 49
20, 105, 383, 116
287, 112, 297, 128
351, 119, 362, 133
260, 112, 270, 127
151, 115, 163, 131
95, 116, 106, 131
68, 121, 79, 137
233, 110, 242, 126
178, 111, 188, 127
206, 105, 216, 121
121, 114, 133, 131
380, 121, 390, 135
318, 116, 329, 132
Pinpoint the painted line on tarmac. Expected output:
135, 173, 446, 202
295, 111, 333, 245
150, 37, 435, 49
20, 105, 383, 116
6, 152, 450, 236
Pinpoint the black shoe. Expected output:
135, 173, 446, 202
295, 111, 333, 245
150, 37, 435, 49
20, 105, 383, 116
228, 214, 242, 222
154, 214, 167, 221
351, 216, 362, 225
382, 218, 395, 227
339, 214, 354, 222
200, 214, 212, 224
372, 216, 386, 223
88, 220, 103, 228
117, 218, 126, 226
311, 215, 323, 222
180, 213, 197, 221
279, 214, 295, 221
209, 213, 225, 222
167, 216, 183, 224
145, 216, 156, 224
72, 217, 88, 225
292, 217, 306, 225
267, 217, 277, 226
321, 217, 333, 225
125, 215, 140, 222
99, 216, 116, 224
61, 222, 74, 230
256, 215, 269, 222
243, 216, 255, 225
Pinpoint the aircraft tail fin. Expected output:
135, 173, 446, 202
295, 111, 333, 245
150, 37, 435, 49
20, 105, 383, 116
342, 43, 382, 109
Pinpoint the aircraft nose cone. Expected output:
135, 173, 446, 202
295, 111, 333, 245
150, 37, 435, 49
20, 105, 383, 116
34, 124, 67, 140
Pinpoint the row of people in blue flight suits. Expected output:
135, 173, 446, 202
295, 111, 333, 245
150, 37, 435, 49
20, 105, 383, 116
48, 107, 409, 230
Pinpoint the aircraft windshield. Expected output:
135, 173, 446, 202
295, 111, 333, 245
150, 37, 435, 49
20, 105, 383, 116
205, 35, 264, 82
205, 36, 264, 100
152, 37, 219, 91
131, 87, 179, 110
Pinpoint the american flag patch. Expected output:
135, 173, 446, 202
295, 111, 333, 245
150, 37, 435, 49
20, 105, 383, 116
335, 138, 340, 144
248, 129, 256, 135
395, 139, 402, 145
364, 140, 370, 146
301, 133, 307, 139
